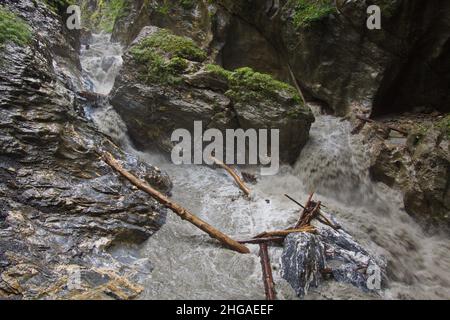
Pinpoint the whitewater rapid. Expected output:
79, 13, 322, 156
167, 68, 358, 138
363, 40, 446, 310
81, 33, 450, 300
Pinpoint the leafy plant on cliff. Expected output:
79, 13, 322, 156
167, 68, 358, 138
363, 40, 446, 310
0, 6, 32, 48
131, 29, 206, 85
289, 0, 335, 28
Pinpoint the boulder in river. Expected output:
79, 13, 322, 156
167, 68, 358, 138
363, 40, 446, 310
281, 225, 386, 298
110, 26, 314, 164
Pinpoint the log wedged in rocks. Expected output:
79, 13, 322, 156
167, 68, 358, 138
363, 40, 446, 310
259, 243, 277, 300
102, 152, 250, 254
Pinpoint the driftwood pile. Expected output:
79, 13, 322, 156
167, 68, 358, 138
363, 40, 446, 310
102, 152, 340, 300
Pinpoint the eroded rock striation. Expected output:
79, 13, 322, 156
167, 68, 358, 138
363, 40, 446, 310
0, 0, 171, 299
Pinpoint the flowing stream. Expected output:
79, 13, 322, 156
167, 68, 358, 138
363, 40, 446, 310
80, 33, 450, 300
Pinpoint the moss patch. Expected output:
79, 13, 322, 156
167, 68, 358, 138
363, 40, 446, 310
207, 64, 302, 105
130, 29, 206, 85
288, 0, 335, 28
0, 6, 32, 48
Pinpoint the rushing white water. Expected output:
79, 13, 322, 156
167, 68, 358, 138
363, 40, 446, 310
81, 34, 450, 300
80, 33, 123, 94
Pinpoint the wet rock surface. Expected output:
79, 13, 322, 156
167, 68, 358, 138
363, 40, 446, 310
113, 0, 450, 116
363, 114, 450, 229
281, 225, 386, 298
110, 26, 314, 164
0, 0, 170, 299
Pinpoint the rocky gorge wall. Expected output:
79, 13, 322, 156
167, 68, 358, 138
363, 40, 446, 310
0, 0, 171, 299
1, 0, 449, 300
112, 0, 450, 116
109, 0, 449, 228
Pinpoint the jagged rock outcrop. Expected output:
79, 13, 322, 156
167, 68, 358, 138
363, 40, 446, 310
111, 0, 214, 48
215, 0, 450, 116
281, 225, 386, 297
364, 116, 450, 229
0, 0, 171, 299
110, 26, 314, 164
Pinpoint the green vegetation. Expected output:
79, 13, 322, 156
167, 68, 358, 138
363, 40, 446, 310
0, 6, 32, 48
80, 0, 129, 33
155, 0, 197, 14
206, 64, 302, 105
131, 29, 206, 85
205, 63, 233, 79
288, 0, 335, 28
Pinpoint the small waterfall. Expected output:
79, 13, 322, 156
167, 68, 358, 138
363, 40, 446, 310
80, 34, 450, 300
81, 33, 123, 95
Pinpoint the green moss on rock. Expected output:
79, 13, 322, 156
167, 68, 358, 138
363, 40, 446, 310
288, 0, 335, 28
130, 29, 206, 85
0, 6, 32, 48
207, 64, 302, 105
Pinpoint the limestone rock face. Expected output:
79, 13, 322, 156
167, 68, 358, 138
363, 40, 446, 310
0, 0, 170, 299
112, 0, 450, 116
110, 26, 314, 164
365, 119, 450, 228
404, 128, 450, 227
220, 0, 450, 115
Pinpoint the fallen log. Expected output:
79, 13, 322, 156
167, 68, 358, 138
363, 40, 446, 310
238, 237, 285, 245
284, 194, 306, 209
210, 156, 251, 197
285, 194, 338, 230
288, 63, 307, 106
259, 243, 277, 300
356, 115, 408, 136
296, 201, 321, 228
254, 225, 317, 239
103, 152, 250, 254
294, 194, 317, 228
